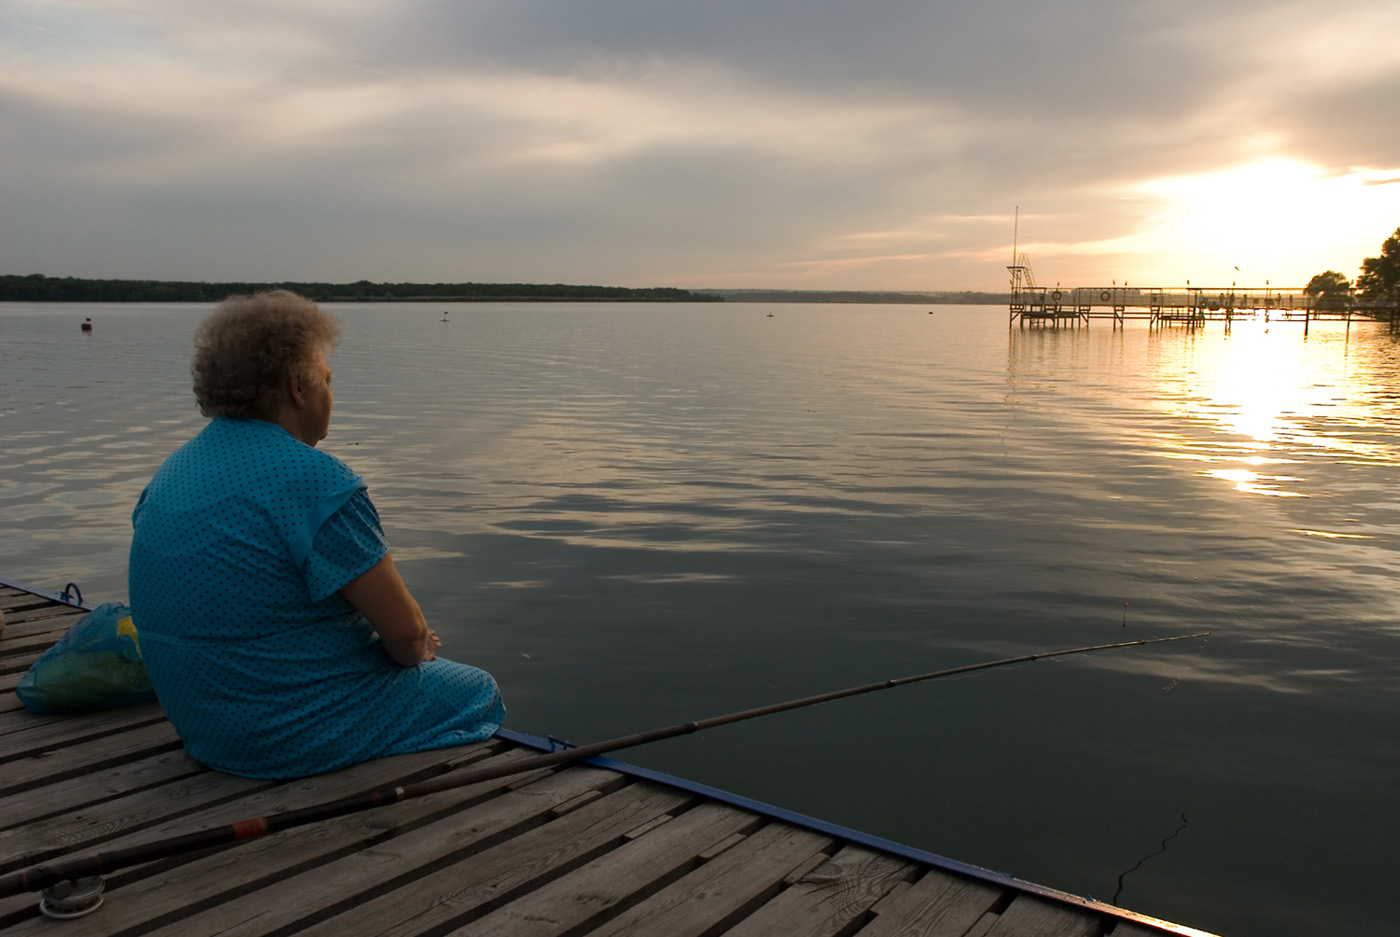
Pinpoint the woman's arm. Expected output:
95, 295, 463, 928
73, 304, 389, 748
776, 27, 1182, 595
339, 553, 441, 666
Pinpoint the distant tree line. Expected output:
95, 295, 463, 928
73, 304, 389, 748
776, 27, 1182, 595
0, 274, 722, 303
701, 288, 1009, 304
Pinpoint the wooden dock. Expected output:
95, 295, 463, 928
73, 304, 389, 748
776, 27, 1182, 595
1, 580, 1219, 937
1007, 284, 1393, 331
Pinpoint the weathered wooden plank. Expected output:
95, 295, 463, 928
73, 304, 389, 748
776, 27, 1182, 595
857, 867, 1005, 936
0, 748, 205, 834
0, 652, 43, 678
0, 629, 67, 658
0, 765, 271, 874
0, 604, 85, 627
454, 800, 762, 937
0, 620, 50, 673
73, 740, 511, 856
0, 706, 48, 735
0, 594, 54, 614
0, 638, 55, 671
0, 742, 518, 932
586, 820, 836, 937
131, 765, 649, 937
981, 894, 1102, 937
290, 780, 697, 937
0, 614, 81, 642
965, 912, 1002, 937
0, 599, 77, 621
1, 719, 183, 795
0, 703, 165, 750
0, 720, 182, 795
0, 630, 77, 662
720, 843, 917, 937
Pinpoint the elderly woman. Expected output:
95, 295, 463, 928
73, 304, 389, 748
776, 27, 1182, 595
129, 291, 504, 778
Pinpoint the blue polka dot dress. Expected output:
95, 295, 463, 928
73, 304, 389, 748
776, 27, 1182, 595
129, 417, 504, 779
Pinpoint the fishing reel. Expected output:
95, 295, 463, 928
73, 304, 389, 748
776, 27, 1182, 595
39, 876, 105, 919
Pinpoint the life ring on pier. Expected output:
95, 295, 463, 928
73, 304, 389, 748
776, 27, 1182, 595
1051, 290, 1062, 300
1099, 290, 1112, 302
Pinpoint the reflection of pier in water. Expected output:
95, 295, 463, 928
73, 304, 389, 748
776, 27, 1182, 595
1007, 257, 1394, 332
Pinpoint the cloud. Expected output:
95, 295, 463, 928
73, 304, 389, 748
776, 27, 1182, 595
2, 0, 1398, 288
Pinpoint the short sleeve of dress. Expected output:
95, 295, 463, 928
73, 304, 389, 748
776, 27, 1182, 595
304, 488, 389, 601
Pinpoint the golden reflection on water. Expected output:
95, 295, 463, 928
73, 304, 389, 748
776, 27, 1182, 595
1143, 321, 1400, 503
1291, 528, 1373, 540
1006, 317, 1400, 548
1202, 466, 1305, 498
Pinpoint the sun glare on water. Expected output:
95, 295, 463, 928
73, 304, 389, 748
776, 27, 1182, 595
1196, 328, 1312, 496
1149, 321, 1385, 503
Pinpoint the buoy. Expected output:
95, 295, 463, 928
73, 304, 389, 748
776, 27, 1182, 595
80, 318, 92, 332
1051, 290, 1062, 300
1099, 291, 1111, 302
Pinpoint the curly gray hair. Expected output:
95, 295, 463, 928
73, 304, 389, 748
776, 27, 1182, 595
192, 291, 342, 419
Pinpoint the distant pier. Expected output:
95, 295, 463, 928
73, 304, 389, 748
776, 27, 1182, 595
1007, 285, 1369, 330
1008, 246, 1400, 330
1005, 256, 1396, 332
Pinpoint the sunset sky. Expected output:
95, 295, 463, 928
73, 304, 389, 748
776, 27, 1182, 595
3, 0, 1399, 291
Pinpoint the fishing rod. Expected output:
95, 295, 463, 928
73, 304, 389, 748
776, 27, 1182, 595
0, 631, 1208, 903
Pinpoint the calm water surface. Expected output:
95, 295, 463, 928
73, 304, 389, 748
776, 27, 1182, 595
3, 302, 1400, 937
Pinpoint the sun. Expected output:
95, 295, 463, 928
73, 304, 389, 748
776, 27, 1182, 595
1116, 159, 1400, 286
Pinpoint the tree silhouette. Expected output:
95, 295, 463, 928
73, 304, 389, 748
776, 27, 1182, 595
1356, 228, 1400, 308
1303, 270, 1350, 310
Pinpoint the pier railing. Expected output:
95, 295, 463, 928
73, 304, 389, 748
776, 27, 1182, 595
1009, 286, 1396, 328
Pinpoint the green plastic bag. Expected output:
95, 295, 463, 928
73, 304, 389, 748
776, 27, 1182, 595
15, 603, 158, 713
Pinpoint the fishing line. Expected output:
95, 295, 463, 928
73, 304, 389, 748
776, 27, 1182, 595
0, 631, 1209, 902
1112, 812, 1190, 905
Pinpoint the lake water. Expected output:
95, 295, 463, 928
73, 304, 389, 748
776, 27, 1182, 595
3, 301, 1399, 937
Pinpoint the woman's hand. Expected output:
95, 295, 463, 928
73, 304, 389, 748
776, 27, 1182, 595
340, 554, 437, 666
